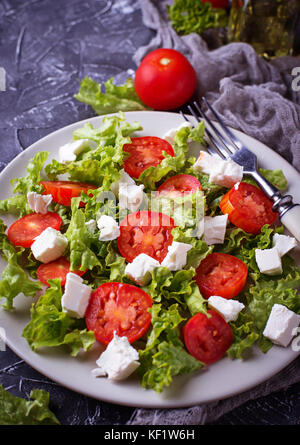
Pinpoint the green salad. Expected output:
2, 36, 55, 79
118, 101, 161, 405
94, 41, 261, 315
0, 112, 299, 394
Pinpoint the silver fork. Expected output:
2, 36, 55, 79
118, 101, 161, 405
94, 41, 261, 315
181, 99, 300, 242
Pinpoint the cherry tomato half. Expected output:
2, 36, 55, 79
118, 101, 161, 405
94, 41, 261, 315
7, 212, 62, 248
123, 136, 174, 179
37, 257, 86, 286
195, 252, 248, 300
40, 180, 97, 207
156, 174, 202, 197
220, 182, 278, 234
117, 210, 176, 263
183, 310, 233, 365
134, 48, 197, 110
85, 282, 153, 344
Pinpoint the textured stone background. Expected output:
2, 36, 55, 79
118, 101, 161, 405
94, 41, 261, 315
0, 0, 299, 425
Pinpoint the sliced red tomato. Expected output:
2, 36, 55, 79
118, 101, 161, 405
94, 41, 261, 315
37, 257, 86, 286
156, 174, 202, 197
117, 210, 176, 263
85, 282, 153, 345
183, 310, 233, 365
40, 180, 97, 207
220, 182, 278, 234
7, 212, 62, 248
195, 252, 248, 300
123, 136, 175, 179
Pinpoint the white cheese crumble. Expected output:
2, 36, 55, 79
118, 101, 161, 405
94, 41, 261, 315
161, 241, 192, 271
193, 151, 215, 175
263, 304, 300, 347
91, 332, 140, 380
110, 169, 135, 197
209, 158, 244, 188
85, 219, 97, 233
31, 227, 68, 264
118, 183, 145, 213
58, 139, 90, 163
27, 192, 53, 214
255, 247, 283, 275
61, 273, 91, 319
203, 214, 228, 245
208, 295, 245, 323
162, 121, 193, 145
97, 215, 120, 241
125, 253, 160, 286
272, 233, 297, 257
194, 151, 243, 188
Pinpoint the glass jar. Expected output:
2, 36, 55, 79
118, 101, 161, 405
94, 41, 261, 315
228, 0, 300, 58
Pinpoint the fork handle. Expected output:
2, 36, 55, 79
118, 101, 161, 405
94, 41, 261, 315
250, 171, 300, 242
280, 205, 300, 243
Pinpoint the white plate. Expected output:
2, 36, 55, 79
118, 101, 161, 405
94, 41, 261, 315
0, 111, 299, 409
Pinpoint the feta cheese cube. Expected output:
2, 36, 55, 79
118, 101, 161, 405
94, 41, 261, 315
263, 304, 300, 347
272, 233, 297, 257
119, 183, 145, 213
163, 121, 193, 145
194, 152, 243, 188
110, 169, 135, 197
125, 253, 160, 286
27, 192, 52, 214
161, 241, 192, 271
194, 151, 216, 175
255, 247, 283, 275
31, 227, 68, 263
61, 272, 91, 318
85, 219, 97, 233
58, 139, 90, 163
97, 215, 120, 241
208, 295, 245, 323
91, 332, 140, 380
209, 158, 243, 188
203, 214, 228, 245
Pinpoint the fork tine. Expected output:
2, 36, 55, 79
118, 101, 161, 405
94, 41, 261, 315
193, 101, 236, 156
201, 97, 242, 150
186, 104, 228, 160
180, 110, 221, 157
179, 110, 190, 123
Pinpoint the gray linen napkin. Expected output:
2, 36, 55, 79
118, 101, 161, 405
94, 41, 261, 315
126, 0, 300, 425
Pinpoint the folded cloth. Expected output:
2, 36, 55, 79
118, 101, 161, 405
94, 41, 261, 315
126, 0, 300, 425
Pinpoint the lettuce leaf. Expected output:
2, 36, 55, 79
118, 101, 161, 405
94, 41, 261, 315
0, 385, 60, 425
227, 312, 259, 359
74, 76, 149, 115
246, 255, 300, 340
73, 112, 142, 146
65, 198, 101, 271
167, 0, 228, 36
0, 151, 49, 217
138, 303, 203, 393
22, 279, 95, 355
45, 113, 135, 187
243, 168, 288, 191
216, 224, 284, 278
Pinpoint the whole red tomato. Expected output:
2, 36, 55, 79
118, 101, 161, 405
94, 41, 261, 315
134, 48, 197, 110
202, 0, 229, 7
